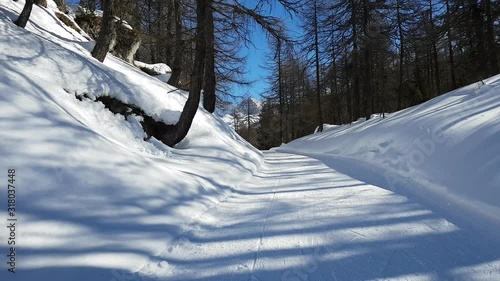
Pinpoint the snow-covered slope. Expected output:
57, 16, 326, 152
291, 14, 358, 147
279, 76, 500, 236
0, 1, 261, 279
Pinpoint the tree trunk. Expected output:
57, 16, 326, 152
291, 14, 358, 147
345, 46, 353, 123
351, 0, 360, 121
313, 0, 323, 132
277, 41, 284, 143
445, 0, 457, 89
468, 0, 487, 78
165, 0, 175, 66
91, 0, 115, 62
14, 0, 35, 28
396, 0, 404, 109
162, 0, 209, 147
168, 0, 184, 87
429, 0, 440, 94
362, 0, 373, 118
331, 41, 340, 124
202, 4, 216, 113
484, 0, 499, 75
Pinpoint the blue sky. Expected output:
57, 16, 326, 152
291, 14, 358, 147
232, 2, 299, 101
231, 24, 271, 100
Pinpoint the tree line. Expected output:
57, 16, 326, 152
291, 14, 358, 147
12, 0, 499, 149
257, 0, 499, 149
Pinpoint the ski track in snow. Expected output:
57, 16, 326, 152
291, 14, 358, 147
138, 152, 500, 281
1, 2, 499, 280
250, 160, 280, 278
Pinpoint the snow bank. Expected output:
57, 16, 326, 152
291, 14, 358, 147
135, 61, 172, 74
0, 1, 262, 280
279, 76, 500, 237
135, 61, 172, 83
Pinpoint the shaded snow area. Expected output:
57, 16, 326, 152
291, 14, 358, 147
0, 1, 261, 280
1, 1, 500, 281
279, 76, 500, 238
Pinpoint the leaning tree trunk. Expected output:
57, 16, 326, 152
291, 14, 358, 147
163, 0, 209, 146
91, 0, 115, 62
202, 4, 216, 113
14, 0, 35, 28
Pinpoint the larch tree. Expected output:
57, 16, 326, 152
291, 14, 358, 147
312, 0, 324, 132
202, 3, 216, 113
199, 0, 293, 113
162, 0, 210, 146
14, 0, 35, 28
91, 0, 115, 62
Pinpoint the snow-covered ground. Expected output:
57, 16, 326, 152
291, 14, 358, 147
1, 1, 500, 280
0, 1, 261, 279
137, 152, 500, 281
279, 77, 500, 238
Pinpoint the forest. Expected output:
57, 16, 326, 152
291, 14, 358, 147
14, 0, 500, 149
3, 1, 500, 279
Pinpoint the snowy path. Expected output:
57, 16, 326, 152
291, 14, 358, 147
139, 152, 500, 281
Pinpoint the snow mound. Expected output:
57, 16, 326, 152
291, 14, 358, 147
135, 61, 172, 83
0, 1, 262, 280
135, 61, 172, 75
280, 77, 500, 237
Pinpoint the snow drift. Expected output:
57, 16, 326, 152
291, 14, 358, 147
280, 76, 500, 237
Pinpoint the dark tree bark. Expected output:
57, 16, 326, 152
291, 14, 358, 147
313, 0, 323, 132
168, 0, 184, 87
91, 0, 115, 62
162, 0, 209, 147
351, 0, 360, 121
484, 0, 499, 75
14, 0, 35, 28
396, 0, 404, 109
202, 4, 216, 113
468, 0, 487, 78
429, 0, 441, 94
277, 40, 284, 143
344, 45, 353, 123
362, 0, 372, 118
445, 0, 457, 89
331, 43, 340, 124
